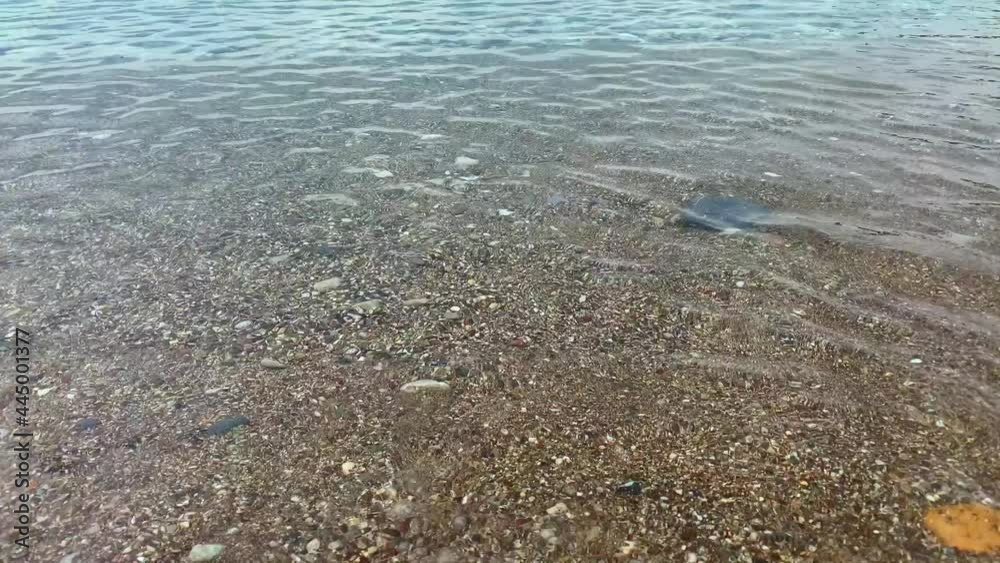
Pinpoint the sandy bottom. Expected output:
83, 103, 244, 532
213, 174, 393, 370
1, 155, 999, 562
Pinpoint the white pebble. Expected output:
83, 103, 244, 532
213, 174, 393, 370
188, 545, 225, 562
454, 155, 479, 169
341, 461, 356, 475
735, 281, 746, 288
910, 358, 923, 364
546, 502, 569, 516
306, 539, 321, 554
400, 379, 451, 393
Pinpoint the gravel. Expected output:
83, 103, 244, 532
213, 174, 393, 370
4, 153, 999, 562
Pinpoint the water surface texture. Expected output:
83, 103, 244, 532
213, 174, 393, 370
4, 2, 1000, 561
2, 1, 998, 209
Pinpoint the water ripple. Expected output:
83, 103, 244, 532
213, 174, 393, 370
0, 0, 997, 264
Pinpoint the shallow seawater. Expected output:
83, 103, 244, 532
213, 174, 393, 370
3, 3, 1000, 561
0, 2, 997, 280
2, 1, 998, 217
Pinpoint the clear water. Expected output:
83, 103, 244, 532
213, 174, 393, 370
3, 1, 997, 195
2, 3, 1000, 560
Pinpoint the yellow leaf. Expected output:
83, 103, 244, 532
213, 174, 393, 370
924, 503, 1000, 554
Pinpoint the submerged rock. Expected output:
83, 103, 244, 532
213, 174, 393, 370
454, 156, 479, 170
302, 193, 359, 206
388, 500, 417, 521
188, 544, 225, 561
75, 417, 101, 431
267, 253, 292, 265
352, 299, 385, 315
680, 196, 771, 232
546, 502, 570, 516
205, 415, 250, 436
400, 379, 451, 393
313, 277, 343, 293
615, 480, 643, 496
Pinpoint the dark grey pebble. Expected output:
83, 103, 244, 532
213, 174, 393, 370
75, 417, 101, 431
546, 193, 569, 206
615, 480, 643, 496
680, 196, 771, 232
205, 415, 250, 436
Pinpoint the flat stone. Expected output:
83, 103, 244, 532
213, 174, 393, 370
546, 502, 569, 516
546, 194, 569, 206
454, 156, 479, 170
234, 320, 253, 331
363, 154, 390, 165
352, 299, 385, 315
306, 538, 321, 554
205, 415, 250, 436
388, 500, 417, 522
261, 358, 286, 369
403, 298, 431, 306
313, 277, 343, 293
400, 379, 451, 393
188, 544, 225, 561
381, 182, 421, 197
267, 253, 292, 265
436, 548, 462, 563
680, 196, 771, 232
371, 169, 394, 179
75, 417, 100, 431
615, 481, 643, 496
59, 553, 80, 563
302, 193, 359, 206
